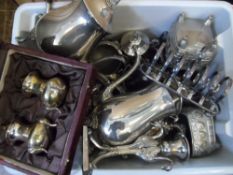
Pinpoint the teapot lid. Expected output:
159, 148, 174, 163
83, 0, 120, 32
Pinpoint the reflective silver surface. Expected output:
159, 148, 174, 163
22, 72, 67, 109
22, 72, 45, 95
98, 86, 182, 146
35, 1, 100, 57
90, 133, 189, 171
5, 122, 31, 144
35, 0, 120, 58
5, 119, 55, 154
82, 12, 233, 171
140, 62, 220, 115
42, 77, 67, 109
145, 42, 166, 75
90, 135, 171, 171
182, 107, 220, 157
102, 54, 142, 101
120, 31, 150, 57
87, 41, 125, 76
168, 13, 217, 65
102, 31, 150, 101
161, 134, 190, 161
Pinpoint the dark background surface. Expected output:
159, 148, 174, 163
0, 0, 17, 42
0, 0, 61, 43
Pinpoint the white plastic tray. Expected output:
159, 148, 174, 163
10, 1, 233, 175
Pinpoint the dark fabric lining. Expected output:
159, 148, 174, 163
0, 52, 85, 173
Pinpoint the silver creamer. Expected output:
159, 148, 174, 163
35, 0, 120, 58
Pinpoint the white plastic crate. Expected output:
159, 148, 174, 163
10, 1, 233, 175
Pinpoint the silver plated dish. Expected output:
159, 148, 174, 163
182, 107, 220, 157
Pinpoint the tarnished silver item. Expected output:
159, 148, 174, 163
82, 12, 233, 172
182, 107, 220, 157
90, 133, 189, 171
140, 30, 232, 115
4, 119, 56, 154
22, 72, 67, 109
160, 134, 190, 161
140, 61, 220, 115
87, 41, 125, 76
145, 42, 166, 76
183, 62, 199, 84
168, 13, 217, 65
90, 135, 169, 171
120, 31, 150, 57
34, 0, 121, 58
102, 31, 150, 101
98, 86, 182, 146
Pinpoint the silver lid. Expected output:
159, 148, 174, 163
120, 31, 150, 56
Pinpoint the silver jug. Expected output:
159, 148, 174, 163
90, 132, 190, 171
34, 0, 120, 58
102, 31, 150, 101
98, 85, 182, 146
4, 119, 56, 154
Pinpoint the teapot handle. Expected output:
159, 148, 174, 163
39, 119, 57, 127
45, 0, 53, 13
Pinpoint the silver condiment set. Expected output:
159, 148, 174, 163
2, 119, 56, 154
22, 72, 67, 109
1, 72, 67, 155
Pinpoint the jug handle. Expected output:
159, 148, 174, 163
102, 54, 142, 101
